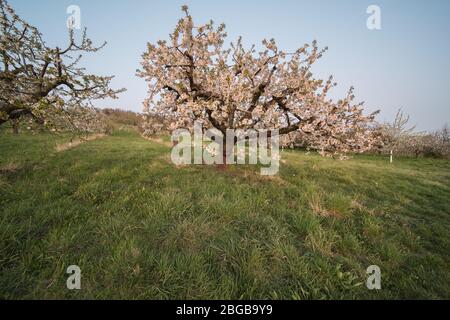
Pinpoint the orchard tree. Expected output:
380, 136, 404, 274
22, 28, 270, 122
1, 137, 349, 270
138, 5, 380, 156
139, 111, 171, 137
0, 0, 123, 133
382, 109, 416, 149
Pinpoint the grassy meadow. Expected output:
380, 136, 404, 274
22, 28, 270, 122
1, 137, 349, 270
0, 128, 449, 299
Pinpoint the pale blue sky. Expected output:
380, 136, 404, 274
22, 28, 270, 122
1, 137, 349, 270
9, 0, 450, 131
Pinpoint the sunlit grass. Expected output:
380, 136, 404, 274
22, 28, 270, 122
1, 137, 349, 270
1, 129, 449, 299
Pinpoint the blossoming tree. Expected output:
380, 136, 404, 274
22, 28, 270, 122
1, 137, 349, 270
0, 0, 123, 133
138, 6, 380, 156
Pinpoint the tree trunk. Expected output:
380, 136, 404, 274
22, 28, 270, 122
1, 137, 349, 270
11, 119, 19, 134
218, 137, 237, 170
219, 138, 228, 170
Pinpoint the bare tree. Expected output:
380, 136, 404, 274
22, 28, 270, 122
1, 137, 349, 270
381, 109, 416, 161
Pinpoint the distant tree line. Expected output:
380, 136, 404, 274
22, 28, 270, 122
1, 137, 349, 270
376, 110, 450, 159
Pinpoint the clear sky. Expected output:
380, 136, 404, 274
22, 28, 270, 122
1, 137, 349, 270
9, 0, 450, 131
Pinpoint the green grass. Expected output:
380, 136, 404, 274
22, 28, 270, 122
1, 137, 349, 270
1, 129, 449, 299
